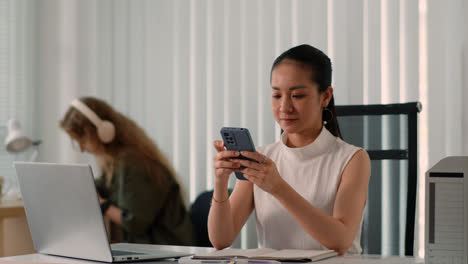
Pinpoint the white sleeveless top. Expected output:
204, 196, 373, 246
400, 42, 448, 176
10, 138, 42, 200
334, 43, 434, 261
254, 127, 363, 254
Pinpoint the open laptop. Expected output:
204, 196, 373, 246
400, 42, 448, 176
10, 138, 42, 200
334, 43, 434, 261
14, 162, 192, 262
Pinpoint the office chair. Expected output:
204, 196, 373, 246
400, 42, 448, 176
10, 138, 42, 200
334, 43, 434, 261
335, 102, 421, 256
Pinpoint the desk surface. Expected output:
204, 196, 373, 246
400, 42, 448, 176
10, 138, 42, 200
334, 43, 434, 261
0, 200, 32, 258
0, 200, 25, 218
1, 244, 424, 264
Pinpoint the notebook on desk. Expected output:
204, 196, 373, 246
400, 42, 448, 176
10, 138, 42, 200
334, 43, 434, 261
192, 248, 337, 262
14, 162, 192, 263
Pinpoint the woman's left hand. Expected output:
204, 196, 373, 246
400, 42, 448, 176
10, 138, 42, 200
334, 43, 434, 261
236, 151, 285, 195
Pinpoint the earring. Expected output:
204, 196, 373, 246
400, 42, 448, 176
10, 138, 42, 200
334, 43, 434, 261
322, 107, 333, 126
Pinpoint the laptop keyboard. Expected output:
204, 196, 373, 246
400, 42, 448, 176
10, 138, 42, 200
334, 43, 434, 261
111, 250, 147, 256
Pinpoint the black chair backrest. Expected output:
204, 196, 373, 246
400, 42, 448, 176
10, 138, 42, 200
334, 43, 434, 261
190, 190, 214, 247
335, 102, 421, 256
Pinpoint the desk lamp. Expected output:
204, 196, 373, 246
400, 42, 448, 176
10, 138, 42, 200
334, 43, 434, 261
1, 119, 41, 201
4, 118, 41, 160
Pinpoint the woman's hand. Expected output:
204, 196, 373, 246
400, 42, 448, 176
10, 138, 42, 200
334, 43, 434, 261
237, 151, 286, 195
213, 140, 241, 183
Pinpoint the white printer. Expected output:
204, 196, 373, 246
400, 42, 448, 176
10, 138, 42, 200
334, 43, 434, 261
426, 156, 468, 264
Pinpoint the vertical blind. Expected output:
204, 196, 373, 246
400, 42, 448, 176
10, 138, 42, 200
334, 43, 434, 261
0, 0, 35, 196
2, 0, 467, 257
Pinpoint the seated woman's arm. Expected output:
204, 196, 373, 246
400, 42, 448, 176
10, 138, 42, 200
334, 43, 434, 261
102, 202, 122, 226
239, 149, 371, 255
96, 175, 123, 225
208, 180, 254, 249
102, 163, 169, 235
207, 141, 255, 249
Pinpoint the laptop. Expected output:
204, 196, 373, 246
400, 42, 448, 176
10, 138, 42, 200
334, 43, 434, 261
14, 162, 192, 262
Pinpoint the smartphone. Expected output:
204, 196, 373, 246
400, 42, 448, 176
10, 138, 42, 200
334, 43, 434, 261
220, 127, 257, 180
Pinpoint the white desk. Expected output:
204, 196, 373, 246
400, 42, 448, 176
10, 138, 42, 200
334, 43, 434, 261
1, 244, 424, 264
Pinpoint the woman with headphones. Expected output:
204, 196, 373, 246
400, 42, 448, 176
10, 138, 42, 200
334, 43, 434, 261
60, 97, 194, 245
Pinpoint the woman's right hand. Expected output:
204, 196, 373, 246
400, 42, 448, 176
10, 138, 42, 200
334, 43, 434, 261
213, 140, 241, 183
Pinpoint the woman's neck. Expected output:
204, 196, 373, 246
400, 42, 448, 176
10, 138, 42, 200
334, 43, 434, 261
286, 126, 323, 148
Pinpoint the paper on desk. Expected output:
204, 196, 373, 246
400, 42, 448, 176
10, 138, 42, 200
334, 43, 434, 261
317, 255, 424, 264
193, 248, 337, 261
193, 248, 277, 259
178, 256, 281, 264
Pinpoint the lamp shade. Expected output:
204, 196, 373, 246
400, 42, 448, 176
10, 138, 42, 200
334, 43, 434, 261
5, 119, 32, 153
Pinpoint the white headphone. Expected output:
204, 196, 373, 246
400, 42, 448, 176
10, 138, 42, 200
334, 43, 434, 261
70, 99, 116, 143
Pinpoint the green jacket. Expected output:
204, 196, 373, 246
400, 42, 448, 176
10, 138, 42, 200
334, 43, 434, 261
96, 154, 194, 245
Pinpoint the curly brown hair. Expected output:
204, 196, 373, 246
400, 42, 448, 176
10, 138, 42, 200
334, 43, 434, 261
60, 96, 177, 188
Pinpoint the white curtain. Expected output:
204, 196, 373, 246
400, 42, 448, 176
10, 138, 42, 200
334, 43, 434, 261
3, 0, 468, 257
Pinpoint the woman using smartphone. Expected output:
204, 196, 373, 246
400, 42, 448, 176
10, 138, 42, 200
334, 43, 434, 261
60, 97, 194, 245
209, 45, 371, 255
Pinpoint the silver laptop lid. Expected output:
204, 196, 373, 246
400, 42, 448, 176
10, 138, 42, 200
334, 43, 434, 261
15, 162, 113, 262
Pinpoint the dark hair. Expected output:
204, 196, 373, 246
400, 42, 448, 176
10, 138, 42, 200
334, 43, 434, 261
271, 44, 342, 139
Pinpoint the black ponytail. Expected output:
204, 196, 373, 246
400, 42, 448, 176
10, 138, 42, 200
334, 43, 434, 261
323, 96, 342, 139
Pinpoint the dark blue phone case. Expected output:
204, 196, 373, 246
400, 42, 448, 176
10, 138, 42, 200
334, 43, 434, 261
220, 127, 257, 180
